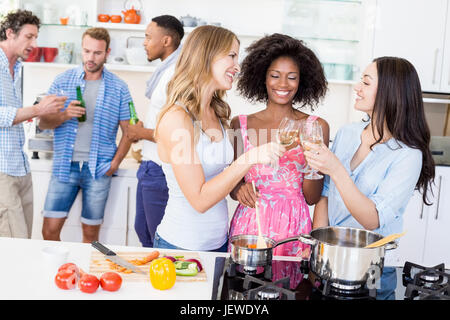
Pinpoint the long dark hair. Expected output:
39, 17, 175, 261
372, 56, 435, 204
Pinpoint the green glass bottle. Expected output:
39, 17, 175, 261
76, 86, 86, 122
129, 101, 139, 125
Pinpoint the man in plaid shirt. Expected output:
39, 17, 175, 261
0, 10, 66, 239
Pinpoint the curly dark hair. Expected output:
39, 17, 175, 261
0, 10, 40, 41
237, 33, 327, 110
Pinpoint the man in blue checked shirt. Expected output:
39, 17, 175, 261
38, 28, 133, 243
0, 10, 66, 239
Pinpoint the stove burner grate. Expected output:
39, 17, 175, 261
403, 261, 450, 300
244, 275, 296, 300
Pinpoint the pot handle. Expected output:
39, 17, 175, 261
298, 233, 317, 246
274, 236, 300, 248
384, 241, 398, 250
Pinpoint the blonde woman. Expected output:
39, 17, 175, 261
154, 26, 285, 252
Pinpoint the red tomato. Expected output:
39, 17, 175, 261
79, 274, 100, 294
100, 272, 122, 292
55, 270, 77, 290
58, 263, 79, 275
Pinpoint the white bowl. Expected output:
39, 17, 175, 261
41, 246, 69, 273
125, 47, 151, 66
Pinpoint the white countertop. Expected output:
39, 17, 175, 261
29, 157, 140, 178
0, 237, 226, 300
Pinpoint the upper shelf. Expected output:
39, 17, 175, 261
22, 62, 355, 85
93, 22, 146, 31
23, 62, 156, 73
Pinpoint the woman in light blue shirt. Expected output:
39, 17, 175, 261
303, 56, 435, 300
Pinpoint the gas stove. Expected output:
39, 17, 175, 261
211, 257, 376, 300
211, 257, 450, 301
403, 262, 450, 300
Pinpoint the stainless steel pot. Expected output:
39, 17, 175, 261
229, 234, 299, 267
299, 226, 397, 286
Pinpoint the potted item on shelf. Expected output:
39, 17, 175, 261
59, 17, 69, 25
98, 14, 110, 23
122, 7, 140, 24
125, 47, 149, 65
58, 42, 74, 64
179, 14, 197, 27
43, 47, 58, 63
42, 3, 55, 24
25, 47, 42, 62
123, 0, 142, 24
110, 15, 122, 23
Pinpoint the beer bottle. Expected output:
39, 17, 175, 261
129, 101, 139, 125
76, 86, 86, 122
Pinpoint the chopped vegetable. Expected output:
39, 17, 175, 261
162, 256, 176, 263
248, 244, 257, 249
130, 250, 160, 265
184, 258, 203, 272
174, 260, 198, 276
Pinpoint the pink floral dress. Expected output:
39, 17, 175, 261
228, 115, 315, 288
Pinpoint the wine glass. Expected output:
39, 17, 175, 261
272, 117, 299, 177
299, 120, 324, 180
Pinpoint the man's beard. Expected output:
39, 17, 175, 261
84, 58, 106, 73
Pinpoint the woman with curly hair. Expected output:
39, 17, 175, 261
154, 26, 285, 252
228, 33, 328, 287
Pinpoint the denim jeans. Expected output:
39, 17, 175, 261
154, 232, 229, 253
134, 161, 169, 247
376, 266, 397, 300
43, 161, 112, 225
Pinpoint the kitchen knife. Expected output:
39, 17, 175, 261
91, 241, 147, 275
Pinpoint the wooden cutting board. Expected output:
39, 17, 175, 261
89, 250, 207, 282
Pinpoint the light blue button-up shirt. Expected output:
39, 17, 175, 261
48, 65, 131, 182
0, 48, 29, 176
322, 121, 422, 237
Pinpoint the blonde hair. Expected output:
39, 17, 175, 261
155, 25, 239, 141
82, 27, 110, 51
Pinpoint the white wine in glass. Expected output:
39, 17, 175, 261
272, 117, 299, 178
299, 120, 323, 180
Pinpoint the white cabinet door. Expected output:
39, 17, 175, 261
373, 0, 448, 92
440, 1, 450, 93
32, 171, 129, 245
395, 190, 428, 266
423, 166, 450, 266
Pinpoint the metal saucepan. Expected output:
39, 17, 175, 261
299, 226, 397, 286
229, 234, 300, 267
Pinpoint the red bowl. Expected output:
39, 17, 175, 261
25, 47, 42, 62
43, 47, 58, 62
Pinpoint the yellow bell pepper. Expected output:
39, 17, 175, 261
149, 258, 176, 290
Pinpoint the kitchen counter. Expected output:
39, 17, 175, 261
0, 237, 226, 300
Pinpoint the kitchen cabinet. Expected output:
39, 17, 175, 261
372, 0, 450, 93
395, 166, 450, 267
30, 161, 141, 246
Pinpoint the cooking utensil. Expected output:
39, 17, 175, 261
91, 241, 146, 275
251, 181, 266, 249
364, 231, 406, 248
229, 234, 300, 267
299, 226, 397, 286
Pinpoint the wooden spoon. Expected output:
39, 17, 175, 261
364, 231, 406, 248
252, 181, 267, 249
